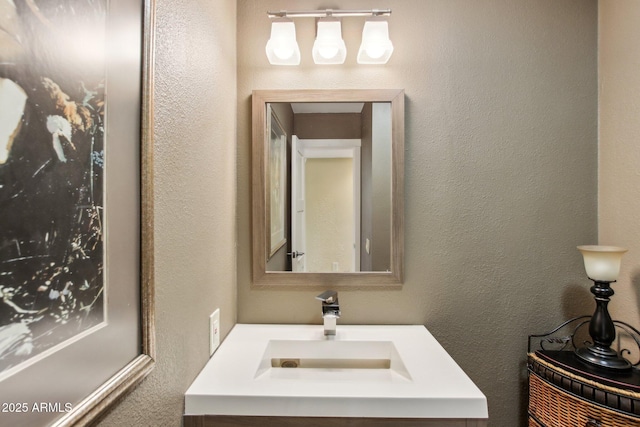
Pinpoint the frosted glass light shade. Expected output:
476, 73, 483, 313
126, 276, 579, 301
266, 20, 300, 65
577, 245, 628, 282
357, 20, 394, 64
312, 20, 347, 64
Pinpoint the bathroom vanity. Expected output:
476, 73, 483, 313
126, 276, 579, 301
184, 324, 487, 426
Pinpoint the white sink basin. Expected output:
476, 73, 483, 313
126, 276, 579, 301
257, 339, 411, 380
185, 324, 487, 420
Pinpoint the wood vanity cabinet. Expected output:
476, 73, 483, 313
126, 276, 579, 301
183, 415, 487, 427
528, 351, 640, 427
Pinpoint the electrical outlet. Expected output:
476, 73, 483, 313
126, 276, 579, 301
209, 309, 220, 356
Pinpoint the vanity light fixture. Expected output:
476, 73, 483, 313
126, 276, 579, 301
357, 20, 394, 64
265, 19, 301, 66
266, 9, 393, 65
312, 19, 346, 64
574, 245, 631, 371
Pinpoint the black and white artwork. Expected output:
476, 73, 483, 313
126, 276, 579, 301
0, 0, 107, 378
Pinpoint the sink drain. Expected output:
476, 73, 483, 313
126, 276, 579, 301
279, 359, 299, 368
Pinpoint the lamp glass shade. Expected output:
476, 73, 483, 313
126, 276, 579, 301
312, 20, 346, 64
266, 20, 300, 65
577, 245, 628, 282
357, 20, 394, 64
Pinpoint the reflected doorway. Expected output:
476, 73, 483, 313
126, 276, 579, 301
291, 139, 361, 273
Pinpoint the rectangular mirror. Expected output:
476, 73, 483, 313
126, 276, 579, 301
252, 89, 404, 287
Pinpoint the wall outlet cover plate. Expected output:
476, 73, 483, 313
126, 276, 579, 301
210, 309, 220, 356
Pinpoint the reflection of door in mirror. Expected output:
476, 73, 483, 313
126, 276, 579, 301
290, 135, 306, 272
266, 101, 392, 273
295, 139, 360, 273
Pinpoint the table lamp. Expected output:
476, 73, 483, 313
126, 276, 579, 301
575, 245, 631, 371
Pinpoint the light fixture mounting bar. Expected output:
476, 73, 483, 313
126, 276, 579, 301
267, 9, 391, 19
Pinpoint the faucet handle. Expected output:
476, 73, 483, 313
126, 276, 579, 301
315, 290, 338, 304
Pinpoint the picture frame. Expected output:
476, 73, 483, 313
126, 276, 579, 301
266, 106, 287, 259
0, 0, 156, 425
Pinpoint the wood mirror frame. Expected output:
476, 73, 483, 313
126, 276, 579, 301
252, 89, 404, 287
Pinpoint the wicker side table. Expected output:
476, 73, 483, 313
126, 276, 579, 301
528, 351, 640, 427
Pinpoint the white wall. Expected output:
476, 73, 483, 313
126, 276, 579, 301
598, 0, 640, 327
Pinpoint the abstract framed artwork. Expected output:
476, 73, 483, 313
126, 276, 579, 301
267, 106, 287, 259
0, 0, 155, 425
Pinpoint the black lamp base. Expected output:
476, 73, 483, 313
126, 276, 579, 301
575, 345, 632, 371
574, 278, 632, 371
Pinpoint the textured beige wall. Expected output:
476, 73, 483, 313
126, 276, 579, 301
97, 0, 237, 425
237, 1, 597, 426
599, 1, 640, 328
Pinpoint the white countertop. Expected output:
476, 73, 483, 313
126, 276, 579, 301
184, 324, 488, 419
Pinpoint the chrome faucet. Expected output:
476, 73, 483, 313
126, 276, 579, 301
315, 290, 340, 336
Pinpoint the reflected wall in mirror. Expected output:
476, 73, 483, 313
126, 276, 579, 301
252, 90, 404, 287
267, 106, 287, 258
